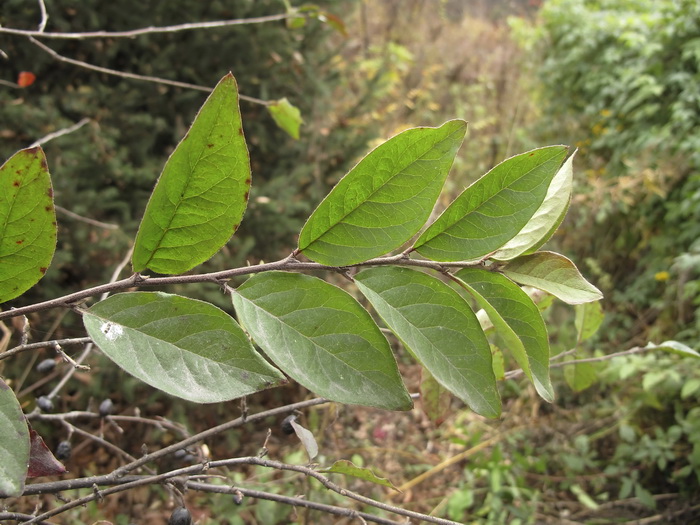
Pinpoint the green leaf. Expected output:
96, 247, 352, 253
132, 73, 251, 274
564, 361, 597, 392
0, 378, 30, 497
454, 268, 554, 402
267, 98, 303, 139
413, 146, 568, 261
419, 367, 453, 426
644, 340, 700, 359
319, 460, 400, 491
0, 147, 56, 303
502, 251, 603, 305
298, 120, 467, 265
492, 151, 575, 260
83, 292, 284, 403
354, 267, 500, 417
575, 301, 605, 342
231, 272, 412, 410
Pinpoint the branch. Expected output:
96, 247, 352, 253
187, 482, 406, 525
55, 206, 119, 231
0, 13, 293, 39
0, 337, 91, 361
24, 456, 458, 525
28, 37, 267, 104
27, 118, 91, 148
0, 253, 486, 321
504, 346, 649, 380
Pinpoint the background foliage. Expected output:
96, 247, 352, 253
2, 0, 700, 523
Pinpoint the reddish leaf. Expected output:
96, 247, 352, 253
27, 429, 67, 478
17, 72, 36, 88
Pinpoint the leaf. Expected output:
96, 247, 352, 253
132, 73, 251, 274
17, 71, 36, 88
319, 460, 400, 491
454, 268, 554, 402
564, 362, 597, 392
0, 147, 56, 303
231, 272, 412, 410
644, 340, 700, 359
289, 419, 318, 460
27, 428, 67, 478
492, 151, 575, 260
83, 292, 285, 403
419, 367, 453, 426
267, 98, 303, 139
413, 146, 568, 262
502, 251, 603, 305
298, 120, 467, 265
354, 267, 500, 417
0, 378, 30, 497
575, 301, 605, 342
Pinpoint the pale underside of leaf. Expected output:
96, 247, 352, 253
0, 378, 30, 497
354, 267, 500, 417
454, 268, 554, 402
492, 151, 576, 260
231, 272, 413, 411
83, 292, 284, 403
502, 251, 603, 305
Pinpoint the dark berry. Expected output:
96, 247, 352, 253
36, 358, 56, 374
281, 414, 298, 435
98, 398, 114, 417
55, 440, 72, 461
37, 395, 53, 412
168, 506, 193, 525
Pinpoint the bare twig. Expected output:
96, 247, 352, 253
1, 13, 293, 39
504, 346, 649, 380
28, 37, 267, 105
24, 456, 459, 525
0, 513, 56, 525
36, 0, 48, 32
186, 481, 405, 525
0, 337, 91, 361
28, 118, 91, 148
55, 205, 120, 230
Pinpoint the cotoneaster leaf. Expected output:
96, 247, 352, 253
83, 292, 284, 403
132, 73, 251, 274
413, 146, 568, 261
0, 147, 56, 303
355, 266, 500, 417
231, 271, 412, 410
492, 151, 576, 260
0, 378, 30, 497
454, 268, 554, 402
298, 120, 467, 265
502, 251, 603, 304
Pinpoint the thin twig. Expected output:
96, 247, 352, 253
186, 482, 405, 525
0, 514, 56, 525
0, 337, 91, 361
1, 13, 293, 39
29, 118, 91, 148
28, 37, 267, 104
36, 0, 48, 32
184, 479, 406, 525
24, 455, 459, 525
504, 346, 648, 380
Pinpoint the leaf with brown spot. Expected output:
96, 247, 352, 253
0, 147, 56, 302
132, 73, 251, 274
